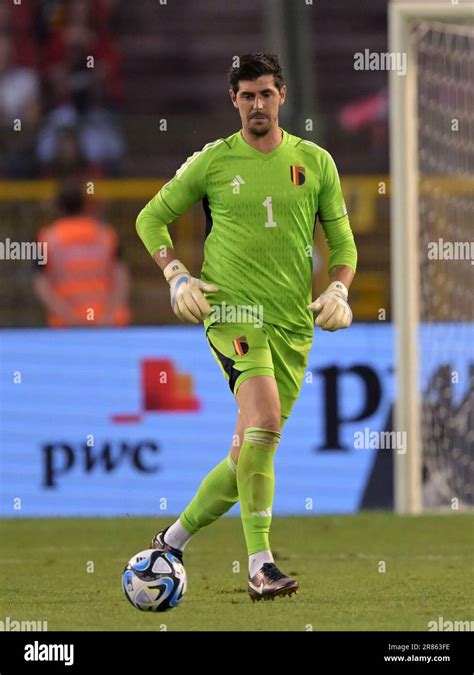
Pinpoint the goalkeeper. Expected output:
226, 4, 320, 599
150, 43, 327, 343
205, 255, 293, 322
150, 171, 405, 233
136, 53, 357, 602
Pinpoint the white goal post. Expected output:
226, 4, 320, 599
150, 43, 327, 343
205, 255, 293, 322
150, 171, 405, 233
389, 0, 474, 514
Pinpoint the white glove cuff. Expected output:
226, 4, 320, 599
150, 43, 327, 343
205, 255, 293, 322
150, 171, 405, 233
325, 280, 349, 300
163, 259, 189, 283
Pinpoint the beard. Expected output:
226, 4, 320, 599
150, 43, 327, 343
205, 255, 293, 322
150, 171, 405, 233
248, 117, 272, 136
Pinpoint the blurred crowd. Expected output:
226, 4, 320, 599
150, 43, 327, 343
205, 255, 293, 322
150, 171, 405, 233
0, 0, 126, 179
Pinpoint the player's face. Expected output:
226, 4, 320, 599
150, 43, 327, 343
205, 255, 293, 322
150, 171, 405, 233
230, 75, 286, 137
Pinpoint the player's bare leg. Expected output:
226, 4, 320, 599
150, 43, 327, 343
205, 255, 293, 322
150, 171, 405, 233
236, 375, 299, 601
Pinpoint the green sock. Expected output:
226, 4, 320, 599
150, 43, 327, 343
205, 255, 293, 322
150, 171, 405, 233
179, 453, 239, 535
237, 427, 280, 555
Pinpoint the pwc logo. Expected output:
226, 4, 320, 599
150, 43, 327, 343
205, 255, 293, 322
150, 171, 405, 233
42, 359, 200, 488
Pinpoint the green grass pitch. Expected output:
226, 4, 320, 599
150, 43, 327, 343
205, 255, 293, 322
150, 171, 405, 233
1, 513, 472, 631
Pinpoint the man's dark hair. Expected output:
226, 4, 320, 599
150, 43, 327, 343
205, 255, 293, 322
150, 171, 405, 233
57, 181, 85, 216
228, 53, 284, 94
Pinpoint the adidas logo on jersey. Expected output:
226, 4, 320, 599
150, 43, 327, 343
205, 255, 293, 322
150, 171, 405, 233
230, 175, 245, 194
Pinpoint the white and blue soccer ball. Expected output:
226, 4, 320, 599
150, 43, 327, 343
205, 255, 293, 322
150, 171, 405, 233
122, 549, 187, 612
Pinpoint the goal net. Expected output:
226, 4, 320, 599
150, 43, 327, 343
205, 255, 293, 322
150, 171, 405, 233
389, 2, 474, 512
416, 20, 473, 509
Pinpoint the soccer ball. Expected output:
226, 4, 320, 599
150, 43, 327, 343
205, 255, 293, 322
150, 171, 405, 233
122, 548, 187, 612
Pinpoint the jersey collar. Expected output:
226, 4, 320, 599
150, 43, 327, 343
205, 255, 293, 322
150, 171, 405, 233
237, 127, 288, 160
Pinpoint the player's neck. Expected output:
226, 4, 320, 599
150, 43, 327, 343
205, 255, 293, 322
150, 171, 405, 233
240, 125, 283, 154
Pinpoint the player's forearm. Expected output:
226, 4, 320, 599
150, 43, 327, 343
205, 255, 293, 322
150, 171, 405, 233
329, 264, 355, 290
136, 191, 175, 257
152, 247, 177, 271
321, 217, 358, 274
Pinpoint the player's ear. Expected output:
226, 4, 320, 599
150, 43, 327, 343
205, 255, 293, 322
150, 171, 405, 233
279, 84, 287, 105
229, 88, 239, 109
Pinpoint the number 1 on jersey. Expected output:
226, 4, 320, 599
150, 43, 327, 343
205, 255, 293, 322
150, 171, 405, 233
263, 196, 277, 228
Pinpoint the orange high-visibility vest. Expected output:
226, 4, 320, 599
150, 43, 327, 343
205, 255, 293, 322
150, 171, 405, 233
38, 216, 130, 327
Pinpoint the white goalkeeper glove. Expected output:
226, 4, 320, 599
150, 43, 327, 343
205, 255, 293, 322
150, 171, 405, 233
307, 280, 352, 332
163, 259, 219, 324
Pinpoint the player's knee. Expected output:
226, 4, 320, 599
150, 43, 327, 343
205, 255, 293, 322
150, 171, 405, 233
245, 414, 281, 433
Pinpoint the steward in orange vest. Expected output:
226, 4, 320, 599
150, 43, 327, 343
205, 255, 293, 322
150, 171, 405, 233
34, 183, 130, 327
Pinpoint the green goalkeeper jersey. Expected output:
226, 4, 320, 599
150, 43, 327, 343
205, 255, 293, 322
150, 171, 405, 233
136, 128, 357, 337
